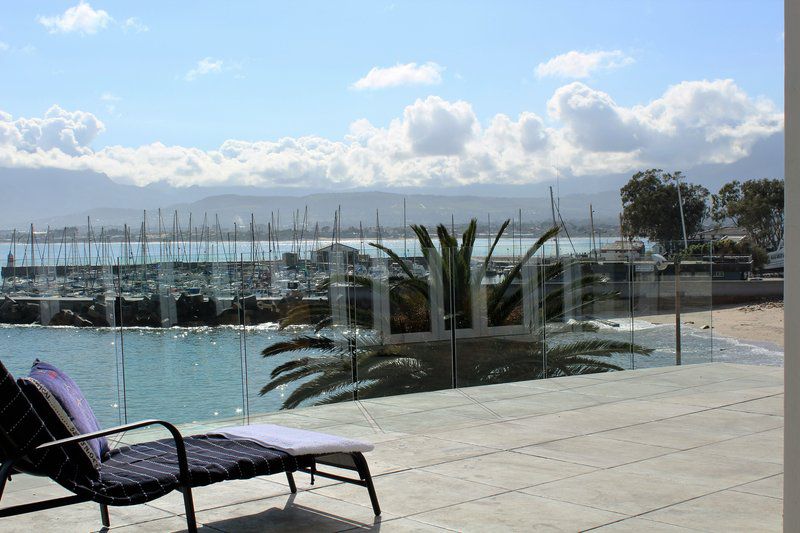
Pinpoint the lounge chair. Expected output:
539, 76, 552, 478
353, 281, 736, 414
0, 360, 380, 532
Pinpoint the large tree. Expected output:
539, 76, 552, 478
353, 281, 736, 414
712, 178, 784, 251
620, 169, 709, 247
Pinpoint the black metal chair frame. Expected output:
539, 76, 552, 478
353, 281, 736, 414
0, 419, 380, 532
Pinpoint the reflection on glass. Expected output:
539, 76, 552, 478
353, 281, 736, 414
120, 258, 245, 426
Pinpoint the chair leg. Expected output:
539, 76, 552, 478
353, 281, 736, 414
0, 461, 14, 500
351, 453, 381, 516
99, 504, 110, 528
286, 471, 297, 493
182, 486, 198, 533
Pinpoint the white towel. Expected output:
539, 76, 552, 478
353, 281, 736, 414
215, 424, 374, 455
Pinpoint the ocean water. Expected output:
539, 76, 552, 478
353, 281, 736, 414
0, 319, 782, 429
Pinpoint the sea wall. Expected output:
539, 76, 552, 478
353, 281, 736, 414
0, 294, 299, 327
0, 279, 782, 327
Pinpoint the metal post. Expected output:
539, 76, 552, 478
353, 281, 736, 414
675, 174, 689, 249
674, 257, 681, 365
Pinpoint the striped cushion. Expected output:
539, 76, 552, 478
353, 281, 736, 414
0, 360, 50, 459
71, 436, 313, 506
18, 377, 101, 471
0, 359, 77, 480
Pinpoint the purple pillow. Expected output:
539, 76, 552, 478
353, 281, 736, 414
28, 360, 109, 460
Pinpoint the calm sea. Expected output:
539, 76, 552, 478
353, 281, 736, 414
0, 320, 781, 428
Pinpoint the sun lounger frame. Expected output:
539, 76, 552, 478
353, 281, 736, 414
0, 419, 380, 532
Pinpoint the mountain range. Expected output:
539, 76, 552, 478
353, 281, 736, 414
0, 132, 783, 230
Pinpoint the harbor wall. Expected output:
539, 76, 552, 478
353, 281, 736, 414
0, 279, 782, 327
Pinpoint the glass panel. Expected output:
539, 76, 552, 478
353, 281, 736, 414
632, 240, 714, 368
677, 241, 714, 365
543, 255, 636, 378
353, 244, 450, 403
120, 245, 245, 426
255, 244, 354, 411
0, 233, 123, 428
456, 235, 548, 388
632, 249, 677, 369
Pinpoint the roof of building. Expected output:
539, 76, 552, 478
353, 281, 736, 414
315, 243, 359, 252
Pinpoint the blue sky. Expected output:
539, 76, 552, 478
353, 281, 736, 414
0, 1, 785, 189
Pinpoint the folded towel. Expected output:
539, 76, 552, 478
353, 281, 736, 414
214, 424, 374, 455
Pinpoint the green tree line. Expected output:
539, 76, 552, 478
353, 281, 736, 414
621, 169, 783, 255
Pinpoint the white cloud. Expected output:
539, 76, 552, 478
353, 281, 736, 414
0, 79, 782, 189
122, 17, 148, 33
404, 96, 477, 155
536, 50, 634, 79
37, 2, 113, 35
185, 57, 224, 81
0, 105, 104, 156
0, 42, 8, 52
352, 62, 443, 90
547, 79, 782, 171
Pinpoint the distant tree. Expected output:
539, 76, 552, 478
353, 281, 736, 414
711, 178, 784, 251
620, 169, 709, 248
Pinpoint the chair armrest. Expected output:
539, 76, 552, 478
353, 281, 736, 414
35, 419, 176, 450
34, 419, 192, 486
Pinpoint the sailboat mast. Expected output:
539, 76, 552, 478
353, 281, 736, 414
300, 206, 308, 259
549, 186, 560, 259
376, 209, 382, 246
188, 212, 192, 264
589, 204, 597, 260
518, 209, 522, 261
30, 224, 35, 284
158, 208, 163, 263
275, 210, 281, 257
359, 222, 364, 256
45, 226, 51, 285
86, 216, 92, 273
251, 213, 256, 263
403, 197, 407, 258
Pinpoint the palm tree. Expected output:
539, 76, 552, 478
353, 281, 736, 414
261, 219, 652, 408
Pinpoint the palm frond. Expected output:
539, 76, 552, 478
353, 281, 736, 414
545, 339, 653, 360
261, 335, 336, 356
487, 226, 559, 318
369, 242, 416, 279
477, 218, 510, 280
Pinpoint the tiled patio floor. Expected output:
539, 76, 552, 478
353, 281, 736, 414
1, 363, 784, 532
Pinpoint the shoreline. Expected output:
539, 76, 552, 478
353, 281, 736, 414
638, 301, 784, 349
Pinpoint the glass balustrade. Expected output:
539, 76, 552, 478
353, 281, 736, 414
0, 231, 735, 427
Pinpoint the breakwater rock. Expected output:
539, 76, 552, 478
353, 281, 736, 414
0, 296, 40, 324
0, 293, 304, 328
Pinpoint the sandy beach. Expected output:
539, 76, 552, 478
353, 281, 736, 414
640, 301, 784, 349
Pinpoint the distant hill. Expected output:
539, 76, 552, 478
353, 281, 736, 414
160, 190, 623, 228
19, 188, 622, 230
0, 131, 782, 230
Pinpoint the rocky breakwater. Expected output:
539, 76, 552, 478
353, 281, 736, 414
0, 292, 305, 327
117, 293, 289, 327
0, 296, 41, 325
0, 296, 109, 327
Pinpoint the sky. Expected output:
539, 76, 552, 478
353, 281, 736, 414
0, 1, 785, 191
